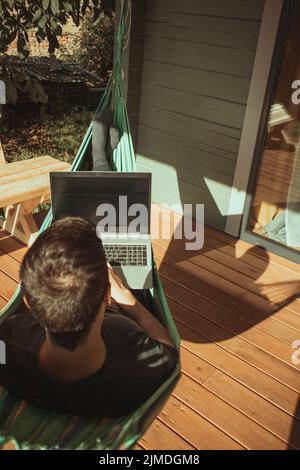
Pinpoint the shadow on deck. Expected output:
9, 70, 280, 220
0, 206, 300, 450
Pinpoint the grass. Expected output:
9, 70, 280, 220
0, 104, 95, 218
1, 105, 94, 164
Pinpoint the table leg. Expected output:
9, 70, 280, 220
2, 198, 43, 245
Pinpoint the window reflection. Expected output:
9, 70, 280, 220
248, 1, 300, 249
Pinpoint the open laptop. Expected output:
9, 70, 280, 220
50, 172, 153, 289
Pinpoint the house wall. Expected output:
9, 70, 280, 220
124, 1, 147, 149
129, 0, 266, 230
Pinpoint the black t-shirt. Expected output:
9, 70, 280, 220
0, 311, 178, 418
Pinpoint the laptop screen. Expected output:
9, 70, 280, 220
50, 172, 151, 234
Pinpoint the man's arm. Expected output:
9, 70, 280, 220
108, 266, 175, 348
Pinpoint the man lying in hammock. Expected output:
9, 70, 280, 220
0, 217, 178, 417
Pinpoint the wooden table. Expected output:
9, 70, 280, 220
0, 155, 70, 245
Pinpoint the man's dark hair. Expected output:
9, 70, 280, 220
20, 217, 108, 351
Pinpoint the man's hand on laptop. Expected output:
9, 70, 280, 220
107, 263, 135, 306
107, 263, 175, 348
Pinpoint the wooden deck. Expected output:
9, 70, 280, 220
1, 214, 300, 450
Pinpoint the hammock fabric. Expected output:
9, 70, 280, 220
0, 0, 180, 450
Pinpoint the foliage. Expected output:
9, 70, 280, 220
73, 12, 114, 79
0, 0, 115, 59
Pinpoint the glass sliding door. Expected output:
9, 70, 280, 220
246, 0, 300, 253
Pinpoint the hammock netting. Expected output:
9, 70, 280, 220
0, 0, 180, 450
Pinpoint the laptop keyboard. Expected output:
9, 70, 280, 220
104, 244, 148, 266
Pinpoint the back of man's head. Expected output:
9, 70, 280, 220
20, 217, 108, 351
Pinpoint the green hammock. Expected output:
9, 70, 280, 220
0, 0, 180, 450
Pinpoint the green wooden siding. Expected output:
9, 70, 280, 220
136, 0, 265, 229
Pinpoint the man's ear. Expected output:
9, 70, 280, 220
104, 282, 111, 306
23, 295, 31, 310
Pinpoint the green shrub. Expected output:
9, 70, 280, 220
73, 12, 114, 81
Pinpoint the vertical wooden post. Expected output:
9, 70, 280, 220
0, 139, 7, 224
0, 140, 6, 167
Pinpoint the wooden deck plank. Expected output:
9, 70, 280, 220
166, 295, 300, 393
0, 269, 18, 301
158, 396, 244, 449
173, 375, 288, 450
160, 273, 298, 369
139, 419, 195, 450
152, 206, 299, 293
196, 239, 300, 309
1, 220, 300, 450
154, 249, 300, 348
133, 444, 145, 450
151, 204, 300, 274
177, 321, 299, 420
181, 348, 300, 449
204, 222, 300, 274
0, 231, 27, 263
203, 232, 300, 288
0, 248, 22, 281
204, 370, 299, 449
153, 233, 300, 320
0, 296, 6, 309
153, 243, 300, 339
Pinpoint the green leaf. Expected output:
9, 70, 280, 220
47, 31, 59, 53
17, 34, 26, 50
49, 18, 62, 34
51, 0, 60, 15
18, 46, 30, 60
32, 8, 42, 22
42, 0, 50, 10
36, 28, 47, 43
38, 15, 47, 29
8, 30, 17, 43
63, 1, 73, 12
